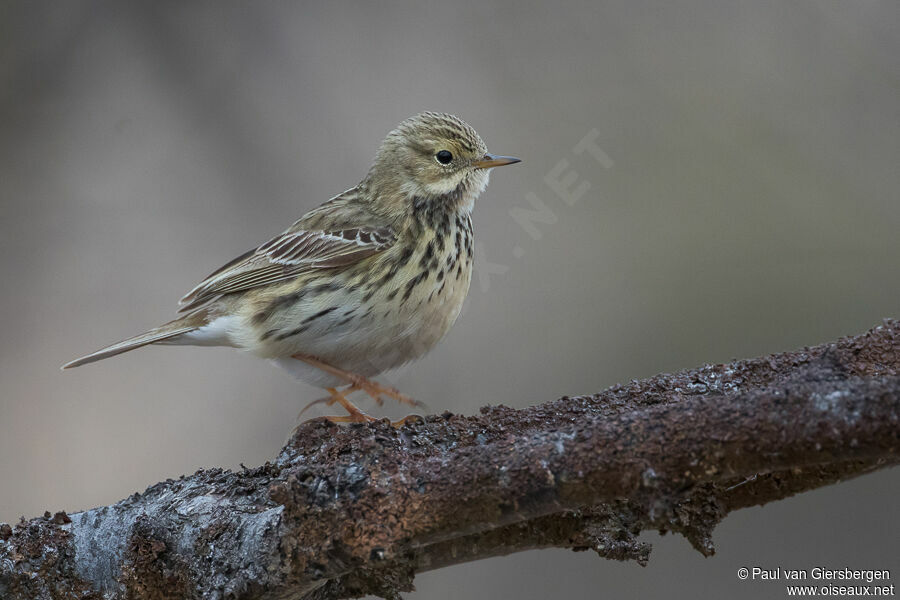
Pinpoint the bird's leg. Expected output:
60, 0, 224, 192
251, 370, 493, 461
297, 384, 361, 420
354, 377, 425, 410
295, 384, 419, 429
315, 386, 377, 424
291, 353, 425, 409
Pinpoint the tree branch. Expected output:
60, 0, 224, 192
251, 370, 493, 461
2, 320, 899, 599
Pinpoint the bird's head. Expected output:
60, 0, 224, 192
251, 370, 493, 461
364, 112, 520, 218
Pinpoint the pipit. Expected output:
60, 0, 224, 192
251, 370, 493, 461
63, 112, 520, 423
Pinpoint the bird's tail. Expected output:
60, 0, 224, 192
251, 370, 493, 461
61, 311, 210, 370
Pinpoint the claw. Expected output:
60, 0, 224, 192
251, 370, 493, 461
297, 394, 334, 420
324, 412, 378, 424
391, 414, 424, 428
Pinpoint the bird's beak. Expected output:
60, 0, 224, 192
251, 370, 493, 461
473, 154, 522, 169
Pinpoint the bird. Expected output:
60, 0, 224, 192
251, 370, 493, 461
63, 112, 521, 423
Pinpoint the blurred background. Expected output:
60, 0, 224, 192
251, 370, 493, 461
1, 1, 897, 598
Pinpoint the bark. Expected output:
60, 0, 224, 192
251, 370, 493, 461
2, 320, 899, 600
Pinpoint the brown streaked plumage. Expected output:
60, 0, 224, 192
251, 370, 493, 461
63, 112, 520, 423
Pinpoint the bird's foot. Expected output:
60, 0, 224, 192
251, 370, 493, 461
390, 414, 424, 428
347, 374, 425, 410
323, 412, 379, 424
297, 385, 421, 427
291, 352, 426, 410
298, 386, 377, 424
297, 384, 361, 419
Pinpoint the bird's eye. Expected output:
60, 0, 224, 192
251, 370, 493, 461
435, 150, 453, 165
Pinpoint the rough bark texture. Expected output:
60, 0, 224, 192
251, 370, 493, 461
2, 320, 899, 599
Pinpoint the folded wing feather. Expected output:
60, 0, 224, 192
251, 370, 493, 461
177, 227, 395, 312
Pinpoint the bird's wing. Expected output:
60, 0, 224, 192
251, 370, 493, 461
177, 225, 396, 312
